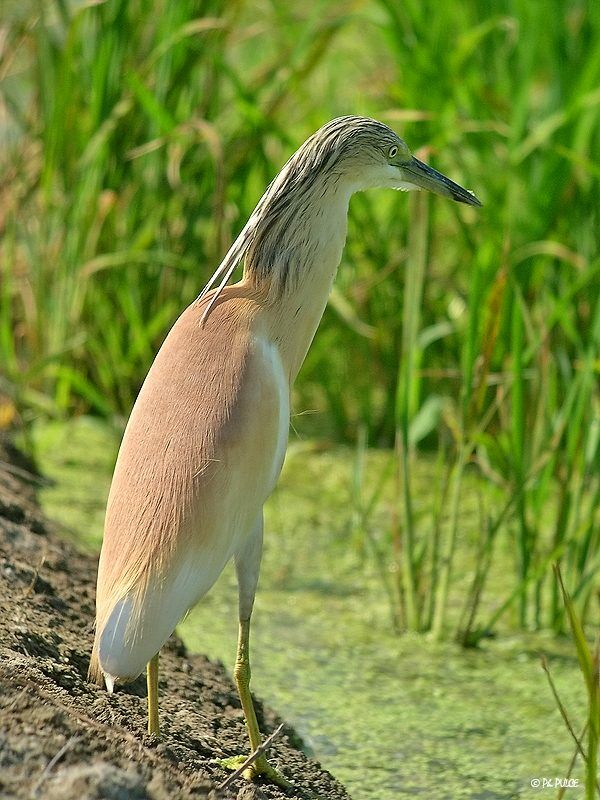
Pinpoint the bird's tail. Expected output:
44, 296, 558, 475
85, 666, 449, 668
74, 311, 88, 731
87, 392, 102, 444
88, 564, 139, 690
89, 538, 208, 690
87, 638, 105, 687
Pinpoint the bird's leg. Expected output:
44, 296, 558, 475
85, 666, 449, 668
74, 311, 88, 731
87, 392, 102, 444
220, 517, 290, 787
229, 616, 290, 787
235, 618, 260, 750
147, 652, 160, 736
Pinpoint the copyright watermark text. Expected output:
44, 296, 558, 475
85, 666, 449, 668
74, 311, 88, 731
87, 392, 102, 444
530, 778, 579, 790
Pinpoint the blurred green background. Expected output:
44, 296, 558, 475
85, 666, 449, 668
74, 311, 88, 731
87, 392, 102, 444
1, 1, 599, 795
1, 0, 598, 633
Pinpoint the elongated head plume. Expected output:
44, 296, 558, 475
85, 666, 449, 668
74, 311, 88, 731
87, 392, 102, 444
197, 116, 481, 320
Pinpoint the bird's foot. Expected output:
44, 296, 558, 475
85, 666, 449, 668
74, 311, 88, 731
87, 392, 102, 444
219, 753, 292, 788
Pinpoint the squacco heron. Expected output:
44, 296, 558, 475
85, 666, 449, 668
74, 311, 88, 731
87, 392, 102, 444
89, 116, 481, 784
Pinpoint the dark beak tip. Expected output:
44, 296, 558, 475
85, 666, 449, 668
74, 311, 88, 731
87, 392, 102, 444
409, 157, 482, 208
455, 190, 483, 207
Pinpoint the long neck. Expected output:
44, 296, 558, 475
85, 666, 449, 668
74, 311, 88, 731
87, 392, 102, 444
243, 180, 352, 382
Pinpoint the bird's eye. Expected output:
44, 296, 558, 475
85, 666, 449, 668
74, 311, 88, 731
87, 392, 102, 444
388, 145, 398, 159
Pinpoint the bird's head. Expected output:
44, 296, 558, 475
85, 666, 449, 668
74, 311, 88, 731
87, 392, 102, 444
295, 115, 482, 206
197, 115, 481, 317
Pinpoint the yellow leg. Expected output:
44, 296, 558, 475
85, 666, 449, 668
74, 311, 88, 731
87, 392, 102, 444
234, 618, 263, 755
147, 652, 160, 737
220, 619, 290, 787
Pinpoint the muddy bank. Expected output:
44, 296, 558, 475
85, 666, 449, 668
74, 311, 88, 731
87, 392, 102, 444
0, 441, 351, 800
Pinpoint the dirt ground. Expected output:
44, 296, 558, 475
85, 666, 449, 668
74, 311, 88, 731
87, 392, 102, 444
0, 440, 351, 800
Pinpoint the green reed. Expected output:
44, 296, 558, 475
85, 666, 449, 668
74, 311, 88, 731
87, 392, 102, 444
549, 566, 600, 798
1, 0, 599, 636
341, 0, 599, 637
0, 0, 343, 418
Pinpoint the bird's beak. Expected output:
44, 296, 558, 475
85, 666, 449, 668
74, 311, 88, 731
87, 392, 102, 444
401, 156, 482, 207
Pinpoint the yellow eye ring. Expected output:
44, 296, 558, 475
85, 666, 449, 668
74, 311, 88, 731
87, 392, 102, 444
388, 145, 398, 158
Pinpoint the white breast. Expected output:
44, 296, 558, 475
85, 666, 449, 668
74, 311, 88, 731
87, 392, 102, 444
256, 336, 290, 491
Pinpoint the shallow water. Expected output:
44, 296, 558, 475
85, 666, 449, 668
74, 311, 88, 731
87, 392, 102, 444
31, 417, 586, 799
